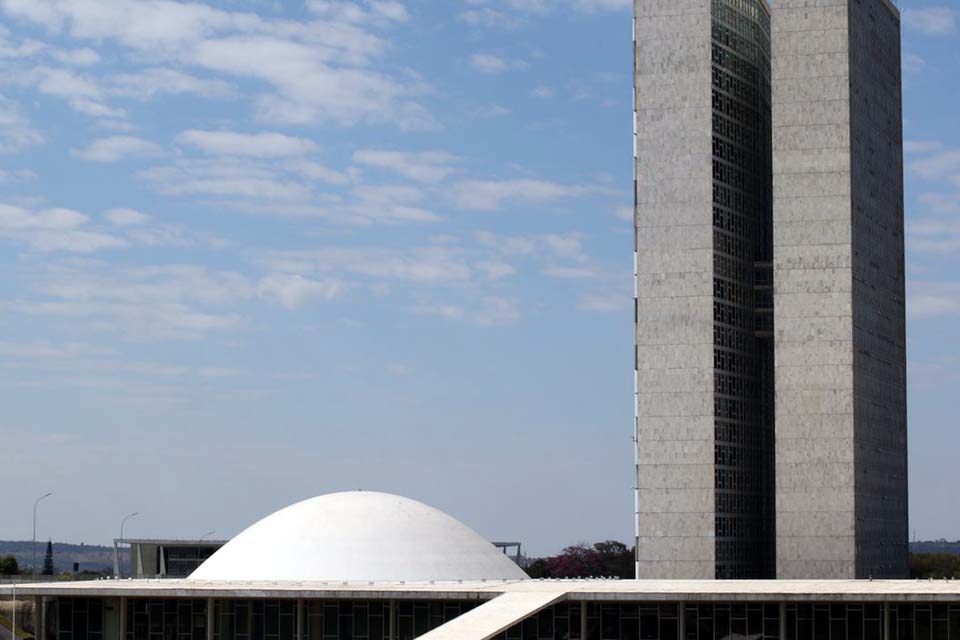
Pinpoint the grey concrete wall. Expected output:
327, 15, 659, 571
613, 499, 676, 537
771, 0, 858, 579
634, 0, 716, 579
848, 0, 909, 578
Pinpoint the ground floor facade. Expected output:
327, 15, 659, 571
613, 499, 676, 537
9, 579, 960, 640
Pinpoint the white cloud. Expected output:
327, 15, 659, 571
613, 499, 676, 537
908, 147, 960, 180
257, 273, 350, 309
470, 53, 526, 74
24, 65, 122, 117
474, 230, 588, 261
908, 219, 960, 254
104, 208, 151, 226
50, 46, 99, 66
176, 129, 318, 157
139, 158, 314, 201
530, 85, 554, 99
0, 95, 43, 152
352, 149, 458, 183
263, 246, 473, 284
903, 53, 926, 73
903, 7, 957, 35
110, 68, 235, 100
449, 178, 588, 211
1, 0, 433, 129
905, 141, 944, 155
467, 104, 511, 118
909, 282, 960, 318
460, 8, 522, 29
307, 0, 409, 23
71, 135, 163, 162
0, 203, 125, 252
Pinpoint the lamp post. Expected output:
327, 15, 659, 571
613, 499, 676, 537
33, 492, 53, 579
200, 531, 215, 540
118, 512, 139, 578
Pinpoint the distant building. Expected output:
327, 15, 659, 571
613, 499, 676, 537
114, 539, 226, 579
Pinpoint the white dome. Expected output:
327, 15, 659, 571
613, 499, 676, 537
189, 491, 528, 582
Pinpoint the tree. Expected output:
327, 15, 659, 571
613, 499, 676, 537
42, 540, 54, 576
524, 540, 637, 579
910, 553, 960, 579
592, 540, 635, 579
545, 544, 605, 579
0, 554, 19, 575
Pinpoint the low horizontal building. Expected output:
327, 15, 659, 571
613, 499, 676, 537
4, 493, 960, 640
115, 539, 226, 579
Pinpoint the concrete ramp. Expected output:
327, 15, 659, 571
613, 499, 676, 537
417, 591, 563, 640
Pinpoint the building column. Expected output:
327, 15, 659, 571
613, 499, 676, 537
295, 600, 302, 640
206, 599, 214, 640
119, 597, 127, 640
34, 596, 43, 640
677, 603, 685, 640
580, 601, 587, 640
780, 602, 786, 640
884, 602, 890, 640
388, 600, 396, 640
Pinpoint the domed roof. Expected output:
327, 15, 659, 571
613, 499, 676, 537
189, 491, 528, 582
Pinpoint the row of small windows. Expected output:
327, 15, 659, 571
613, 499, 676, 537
713, 22, 764, 66
715, 229, 753, 262
716, 396, 759, 422
716, 442, 765, 470
712, 67, 762, 114
714, 277, 753, 307
714, 112, 763, 152
714, 301, 751, 329
715, 348, 756, 377
713, 0, 771, 34
717, 488, 765, 516
715, 324, 753, 352
713, 159, 761, 197
716, 420, 769, 448
713, 136, 761, 172
714, 183, 760, 216
712, 43, 762, 87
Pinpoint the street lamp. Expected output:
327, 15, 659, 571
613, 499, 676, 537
118, 512, 139, 578
33, 492, 53, 579
200, 531, 216, 540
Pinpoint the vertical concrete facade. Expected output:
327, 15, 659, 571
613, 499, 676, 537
634, 0, 716, 579
634, 0, 775, 579
771, 0, 907, 578
849, 0, 909, 578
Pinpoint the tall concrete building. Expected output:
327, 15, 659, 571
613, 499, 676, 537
771, 0, 908, 579
633, 0, 907, 579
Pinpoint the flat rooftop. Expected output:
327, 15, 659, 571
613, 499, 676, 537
5, 579, 960, 602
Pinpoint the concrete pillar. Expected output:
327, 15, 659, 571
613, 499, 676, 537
206, 599, 214, 640
388, 600, 397, 640
677, 603, 685, 640
119, 597, 127, 640
780, 602, 786, 640
295, 600, 302, 640
34, 596, 43, 640
884, 602, 890, 640
580, 601, 587, 640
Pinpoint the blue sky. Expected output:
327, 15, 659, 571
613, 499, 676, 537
0, 0, 956, 556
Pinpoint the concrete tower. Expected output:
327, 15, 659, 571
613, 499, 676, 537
771, 0, 909, 579
633, 0, 775, 579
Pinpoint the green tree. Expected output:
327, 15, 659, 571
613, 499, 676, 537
910, 553, 960, 579
0, 554, 19, 575
42, 540, 54, 576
